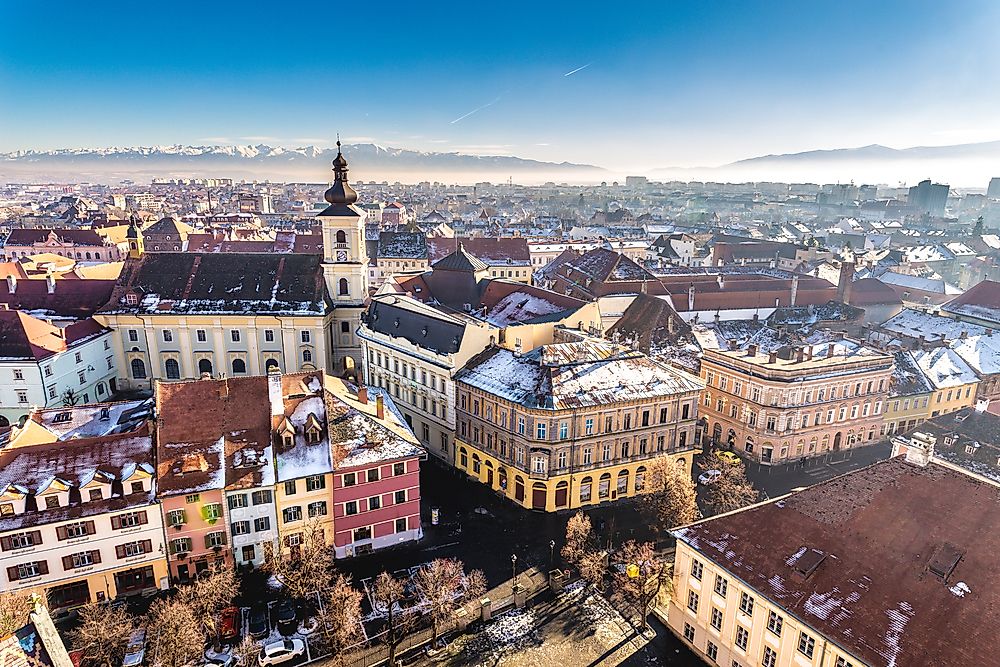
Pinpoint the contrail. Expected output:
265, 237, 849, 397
564, 63, 591, 77
450, 97, 502, 124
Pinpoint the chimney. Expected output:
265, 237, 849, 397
790, 275, 799, 307
688, 283, 695, 311
717, 274, 725, 290
728, 339, 737, 351
714, 311, 720, 324
796, 347, 804, 363
46, 273, 56, 294
807, 346, 814, 360
5, 275, 15, 294
837, 261, 855, 303
358, 385, 368, 405
988, 328, 994, 337
960, 330, 968, 340
747, 343, 758, 357
268, 369, 283, 416
827, 343, 835, 357
376, 394, 385, 420
752, 312, 759, 322
768, 351, 778, 364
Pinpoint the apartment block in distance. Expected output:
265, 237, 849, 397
453, 340, 702, 511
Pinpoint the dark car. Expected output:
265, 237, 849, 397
219, 606, 240, 642
275, 600, 297, 635
248, 605, 269, 640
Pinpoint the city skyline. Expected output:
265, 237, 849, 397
2, 0, 999, 172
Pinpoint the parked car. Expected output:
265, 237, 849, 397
698, 470, 722, 485
257, 639, 304, 667
205, 653, 236, 667
275, 600, 297, 635
121, 628, 146, 667
248, 605, 269, 640
716, 451, 741, 466
219, 606, 240, 642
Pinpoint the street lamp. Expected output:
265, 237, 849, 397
549, 540, 556, 571
511, 553, 518, 592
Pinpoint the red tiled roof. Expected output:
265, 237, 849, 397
941, 279, 1000, 324
0, 278, 116, 319
675, 456, 1000, 667
0, 312, 108, 360
848, 278, 903, 306
4, 228, 108, 247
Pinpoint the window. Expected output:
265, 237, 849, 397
254, 516, 271, 532
735, 626, 749, 651
130, 481, 144, 494
185, 493, 201, 504
706, 641, 718, 662
119, 541, 149, 558
302, 348, 313, 363
393, 462, 406, 476
232, 520, 251, 535
710, 607, 723, 631
242, 545, 256, 562
367, 468, 380, 483
203, 503, 222, 520
343, 472, 357, 487
228, 494, 248, 510
536, 422, 547, 439
308, 501, 328, 518
739, 592, 754, 616
196, 329, 207, 342
0, 503, 13, 517
691, 559, 703, 581
13, 369, 23, 381
8, 532, 38, 549
798, 632, 816, 658
687, 590, 699, 613
14, 562, 44, 579
394, 490, 407, 504
305, 475, 326, 491
682, 622, 695, 642
762, 646, 777, 667
395, 517, 408, 533
284, 480, 296, 495
835, 659, 854, 667
252, 489, 272, 505
517, 416, 525, 435
167, 509, 186, 526
368, 496, 382, 510
165, 358, 180, 379
232, 358, 247, 374
162, 330, 173, 342
338, 278, 349, 296
231, 330, 241, 342
282, 506, 302, 523
128, 329, 138, 342
345, 501, 358, 516
207, 532, 225, 548
300, 330, 311, 344
88, 488, 103, 502
585, 418, 594, 434
264, 329, 274, 342
130, 358, 146, 379
767, 610, 783, 636
557, 450, 567, 468
48, 386, 57, 400
353, 526, 372, 541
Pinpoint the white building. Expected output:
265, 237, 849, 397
0, 311, 118, 428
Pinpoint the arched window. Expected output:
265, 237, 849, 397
265, 359, 280, 372
336, 230, 347, 244
635, 466, 646, 492
232, 359, 247, 374
95, 252, 101, 260
338, 278, 349, 296
85, 252, 91, 260
130, 358, 146, 379
198, 358, 213, 375
165, 358, 180, 379
302, 349, 313, 363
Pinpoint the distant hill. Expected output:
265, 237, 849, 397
0, 143, 607, 185
652, 140, 1000, 186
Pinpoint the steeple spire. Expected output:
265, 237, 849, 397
324, 138, 358, 205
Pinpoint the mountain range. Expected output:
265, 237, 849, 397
2, 139, 998, 186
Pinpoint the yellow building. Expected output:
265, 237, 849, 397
911, 347, 980, 418
452, 340, 702, 511
882, 351, 933, 436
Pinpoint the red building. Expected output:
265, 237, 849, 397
327, 381, 425, 558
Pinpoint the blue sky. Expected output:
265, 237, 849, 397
1, 0, 998, 169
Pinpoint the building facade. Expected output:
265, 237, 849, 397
453, 340, 703, 511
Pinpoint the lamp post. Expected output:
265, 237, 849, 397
549, 540, 556, 571
511, 553, 518, 592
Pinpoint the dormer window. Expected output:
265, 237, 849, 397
306, 429, 321, 444
45, 496, 60, 509
130, 481, 145, 495
88, 488, 103, 502
283, 434, 294, 449
304, 413, 323, 444
0, 503, 13, 517
125, 293, 138, 306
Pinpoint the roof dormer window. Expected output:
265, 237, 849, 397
45, 495, 60, 509
88, 488, 103, 502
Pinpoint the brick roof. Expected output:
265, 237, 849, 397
941, 279, 1000, 326
675, 456, 1000, 667
0, 311, 107, 361
0, 278, 116, 319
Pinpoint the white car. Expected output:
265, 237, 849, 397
257, 639, 305, 667
698, 470, 722, 485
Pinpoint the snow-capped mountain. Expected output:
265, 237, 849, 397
0, 143, 605, 184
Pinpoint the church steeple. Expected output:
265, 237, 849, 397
324, 140, 358, 206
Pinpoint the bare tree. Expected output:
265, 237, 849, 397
639, 457, 700, 532
578, 550, 609, 590
560, 511, 597, 567
263, 518, 334, 601
232, 634, 261, 667
371, 571, 415, 667
147, 598, 204, 667
703, 453, 759, 515
72, 603, 136, 667
0, 590, 36, 638
177, 566, 239, 646
314, 573, 363, 658
610, 540, 666, 632
412, 559, 486, 646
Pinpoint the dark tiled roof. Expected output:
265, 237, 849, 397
364, 298, 465, 356
606, 293, 690, 354
377, 232, 428, 259
674, 456, 1000, 667
4, 228, 107, 247
431, 244, 489, 272
427, 237, 530, 265
0, 279, 116, 320
98, 252, 328, 315
941, 279, 1000, 325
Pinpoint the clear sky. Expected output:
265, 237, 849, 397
1, 0, 998, 170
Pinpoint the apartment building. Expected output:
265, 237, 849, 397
0, 312, 118, 427
452, 340, 702, 511
910, 347, 980, 417
668, 453, 997, 667
0, 429, 168, 609
697, 330, 894, 464
327, 383, 425, 558
1, 228, 124, 262
882, 351, 933, 436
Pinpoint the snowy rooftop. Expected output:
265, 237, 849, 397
275, 391, 332, 482
911, 347, 979, 390
25, 399, 153, 440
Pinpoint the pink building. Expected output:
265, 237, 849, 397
327, 383, 425, 558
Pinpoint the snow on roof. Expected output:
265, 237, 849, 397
484, 291, 573, 327
912, 347, 979, 389
879, 271, 961, 295
28, 399, 153, 440
325, 383, 423, 470
275, 395, 332, 481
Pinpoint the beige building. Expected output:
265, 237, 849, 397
667, 452, 998, 667
696, 329, 894, 464
453, 340, 702, 511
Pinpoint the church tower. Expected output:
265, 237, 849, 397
126, 217, 144, 259
318, 141, 369, 374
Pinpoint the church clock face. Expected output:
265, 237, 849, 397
336, 250, 348, 262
